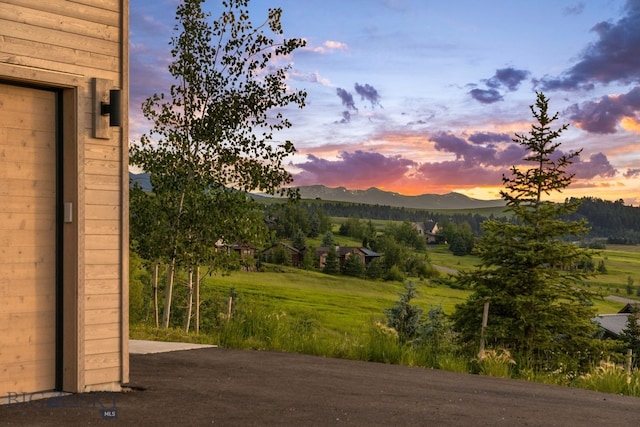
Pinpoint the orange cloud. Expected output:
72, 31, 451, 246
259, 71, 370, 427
621, 117, 640, 133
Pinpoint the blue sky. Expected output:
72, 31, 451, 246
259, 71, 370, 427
129, 0, 640, 202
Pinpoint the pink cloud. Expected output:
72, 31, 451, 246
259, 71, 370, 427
292, 150, 415, 188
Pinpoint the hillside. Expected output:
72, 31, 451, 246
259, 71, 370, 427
287, 185, 505, 210
130, 172, 152, 191
129, 173, 504, 210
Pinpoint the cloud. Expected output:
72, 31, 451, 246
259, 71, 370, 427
565, 86, 640, 133
624, 168, 640, 178
469, 88, 503, 104
304, 40, 349, 54
324, 40, 348, 50
354, 83, 382, 108
485, 68, 530, 91
469, 67, 530, 104
336, 88, 358, 111
540, 0, 640, 91
339, 111, 352, 123
430, 131, 527, 166
292, 151, 416, 187
415, 160, 504, 188
563, 2, 585, 16
621, 116, 640, 132
289, 129, 618, 194
287, 70, 332, 86
569, 152, 618, 179
467, 132, 512, 145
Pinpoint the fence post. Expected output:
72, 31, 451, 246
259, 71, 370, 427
478, 301, 490, 359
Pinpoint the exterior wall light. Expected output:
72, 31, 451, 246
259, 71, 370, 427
92, 78, 122, 139
101, 89, 122, 127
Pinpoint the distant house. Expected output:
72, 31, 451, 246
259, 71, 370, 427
413, 220, 442, 244
217, 242, 257, 260
262, 243, 304, 267
316, 246, 381, 269
593, 303, 640, 339
234, 243, 257, 259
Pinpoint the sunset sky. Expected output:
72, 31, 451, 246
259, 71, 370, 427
129, 0, 640, 203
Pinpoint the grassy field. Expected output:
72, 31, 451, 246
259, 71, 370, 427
131, 239, 640, 344
425, 243, 639, 314
133, 243, 638, 344
197, 266, 469, 338
591, 245, 640, 291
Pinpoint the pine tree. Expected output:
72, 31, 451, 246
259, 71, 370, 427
451, 92, 598, 372
619, 307, 640, 368
322, 246, 339, 275
342, 254, 365, 278
385, 282, 423, 344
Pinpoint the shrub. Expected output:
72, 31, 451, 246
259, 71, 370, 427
342, 254, 365, 278
477, 348, 516, 378
385, 265, 405, 282
385, 282, 423, 343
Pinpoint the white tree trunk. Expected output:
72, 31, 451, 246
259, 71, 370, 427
153, 264, 159, 328
195, 266, 200, 334
162, 258, 176, 329
185, 267, 194, 332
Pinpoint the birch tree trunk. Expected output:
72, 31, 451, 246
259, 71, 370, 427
195, 266, 200, 334
153, 264, 159, 328
162, 258, 176, 329
185, 267, 194, 332
162, 191, 185, 329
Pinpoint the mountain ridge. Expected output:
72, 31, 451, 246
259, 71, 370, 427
128, 173, 505, 210
288, 184, 505, 210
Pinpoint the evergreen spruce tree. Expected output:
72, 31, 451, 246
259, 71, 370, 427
385, 282, 423, 344
322, 246, 340, 275
341, 254, 365, 278
292, 228, 307, 251
619, 307, 640, 368
451, 92, 598, 372
321, 231, 336, 247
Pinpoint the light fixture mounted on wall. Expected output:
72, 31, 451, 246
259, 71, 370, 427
101, 89, 122, 127
92, 78, 122, 139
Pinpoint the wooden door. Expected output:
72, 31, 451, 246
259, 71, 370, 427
0, 83, 58, 396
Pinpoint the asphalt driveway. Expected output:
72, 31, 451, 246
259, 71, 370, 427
1, 346, 639, 426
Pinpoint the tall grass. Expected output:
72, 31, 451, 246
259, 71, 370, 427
476, 349, 516, 378
575, 360, 640, 396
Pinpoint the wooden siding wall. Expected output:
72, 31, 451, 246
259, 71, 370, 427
0, 0, 129, 391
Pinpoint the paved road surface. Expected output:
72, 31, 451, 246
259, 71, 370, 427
1, 347, 639, 426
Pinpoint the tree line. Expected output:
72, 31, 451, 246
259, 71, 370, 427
566, 197, 640, 244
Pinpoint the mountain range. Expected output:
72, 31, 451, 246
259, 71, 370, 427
287, 185, 505, 210
129, 173, 504, 210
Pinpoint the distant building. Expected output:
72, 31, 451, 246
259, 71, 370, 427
262, 243, 304, 267
413, 220, 442, 244
316, 246, 381, 269
593, 303, 640, 339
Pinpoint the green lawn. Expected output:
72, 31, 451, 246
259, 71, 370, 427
425, 243, 637, 314
590, 245, 640, 292
199, 266, 469, 338
202, 242, 636, 339
132, 243, 640, 346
